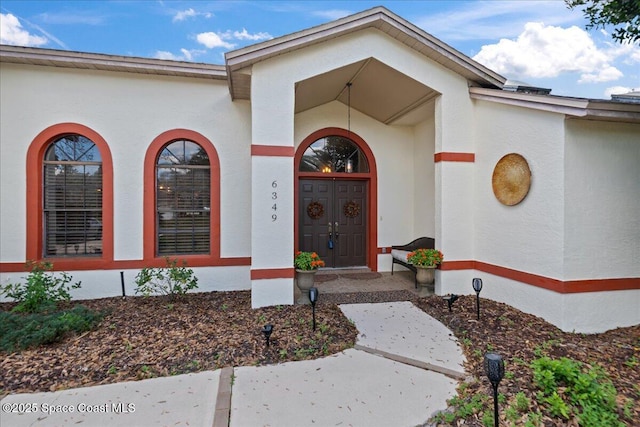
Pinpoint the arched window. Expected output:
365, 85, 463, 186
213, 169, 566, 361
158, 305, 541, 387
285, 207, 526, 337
299, 135, 369, 173
43, 135, 103, 257
156, 140, 210, 255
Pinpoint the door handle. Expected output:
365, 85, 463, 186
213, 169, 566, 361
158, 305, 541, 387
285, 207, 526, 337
328, 222, 332, 234
334, 221, 339, 239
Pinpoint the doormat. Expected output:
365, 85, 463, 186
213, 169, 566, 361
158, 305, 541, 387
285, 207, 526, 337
314, 274, 339, 283
340, 272, 382, 280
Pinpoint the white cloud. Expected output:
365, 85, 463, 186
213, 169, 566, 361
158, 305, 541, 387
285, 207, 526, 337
578, 66, 623, 83
153, 48, 202, 61
154, 50, 179, 60
173, 8, 212, 22
604, 86, 636, 97
473, 22, 624, 84
196, 32, 235, 49
0, 13, 48, 46
232, 28, 272, 41
196, 29, 272, 50
415, 0, 576, 41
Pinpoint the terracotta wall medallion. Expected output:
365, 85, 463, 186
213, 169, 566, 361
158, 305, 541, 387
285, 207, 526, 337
492, 153, 531, 206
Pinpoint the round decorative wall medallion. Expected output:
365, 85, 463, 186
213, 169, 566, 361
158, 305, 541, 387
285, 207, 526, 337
492, 153, 531, 206
343, 200, 360, 218
306, 201, 324, 219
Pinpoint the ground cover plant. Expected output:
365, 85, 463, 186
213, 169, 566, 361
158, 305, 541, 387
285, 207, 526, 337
134, 257, 199, 299
1, 291, 638, 426
415, 296, 639, 426
0, 262, 104, 353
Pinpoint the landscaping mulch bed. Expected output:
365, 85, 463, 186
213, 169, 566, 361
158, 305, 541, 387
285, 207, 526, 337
0, 291, 357, 394
1, 291, 638, 426
415, 295, 640, 426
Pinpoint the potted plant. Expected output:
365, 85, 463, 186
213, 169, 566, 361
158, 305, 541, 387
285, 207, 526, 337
406, 248, 444, 286
294, 251, 325, 304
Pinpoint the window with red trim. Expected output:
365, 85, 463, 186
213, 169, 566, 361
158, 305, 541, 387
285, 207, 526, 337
43, 135, 103, 258
156, 139, 210, 255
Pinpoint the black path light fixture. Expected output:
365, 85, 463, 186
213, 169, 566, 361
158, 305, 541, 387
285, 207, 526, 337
442, 294, 459, 312
484, 352, 505, 427
472, 278, 483, 320
262, 324, 273, 347
309, 287, 319, 331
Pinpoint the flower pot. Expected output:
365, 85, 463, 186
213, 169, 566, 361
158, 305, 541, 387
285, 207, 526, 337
295, 269, 317, 304
415, 265, 436, 286
415, 265, 436, 296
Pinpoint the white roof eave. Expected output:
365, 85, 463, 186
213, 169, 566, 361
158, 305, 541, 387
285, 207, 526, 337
0, 44, 227, 80
470, 87, 640, 123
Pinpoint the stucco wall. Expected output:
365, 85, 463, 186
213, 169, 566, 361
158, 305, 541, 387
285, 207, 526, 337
0, 62, 253, 297
413, 114, 437, 240
564, 119, 640, 280
472, 100, 566, 279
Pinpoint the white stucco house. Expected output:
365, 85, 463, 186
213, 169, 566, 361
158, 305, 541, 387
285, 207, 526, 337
1, 7, 638, 333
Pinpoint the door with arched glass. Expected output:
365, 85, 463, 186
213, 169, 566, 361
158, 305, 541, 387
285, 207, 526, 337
298, 135, 369, 268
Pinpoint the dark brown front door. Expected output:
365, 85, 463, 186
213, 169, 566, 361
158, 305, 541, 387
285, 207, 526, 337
299, 179, 367, 268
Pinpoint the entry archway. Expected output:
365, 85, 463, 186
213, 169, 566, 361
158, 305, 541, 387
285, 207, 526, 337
294, 128, 378, 270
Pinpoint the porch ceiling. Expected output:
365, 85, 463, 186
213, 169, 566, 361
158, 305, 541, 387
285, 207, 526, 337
295, 58, 438, 126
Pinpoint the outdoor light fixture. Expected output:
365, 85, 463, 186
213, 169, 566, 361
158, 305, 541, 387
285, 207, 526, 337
484, 352, 505, 427
472, 278, 483, 320
262, 324, 273, 347
309, 287, 319, 331
442, 294, 459, 312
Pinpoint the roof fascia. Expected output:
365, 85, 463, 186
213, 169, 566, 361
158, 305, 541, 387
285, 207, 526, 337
470, 87, 640, 123
0, 45, 227, 80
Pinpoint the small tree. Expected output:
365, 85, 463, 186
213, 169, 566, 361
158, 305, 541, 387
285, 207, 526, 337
0, 261, 81, 313
566, 0, 640, 43
134, 258, 198, 300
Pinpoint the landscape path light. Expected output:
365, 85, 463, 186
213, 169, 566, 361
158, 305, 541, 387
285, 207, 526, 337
484, 352, 505, 427
442, 294, 459, 312
472, 278, 483, 320
309, 287, 319, 331
262, 324, 273, 347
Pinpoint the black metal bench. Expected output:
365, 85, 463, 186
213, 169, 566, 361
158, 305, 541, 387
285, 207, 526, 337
391, 237, 435, 288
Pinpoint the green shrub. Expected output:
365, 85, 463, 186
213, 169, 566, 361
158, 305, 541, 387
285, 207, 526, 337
0, 305, 104, 352
134, 258, 198, 300
531, 356, 624, 427
1, 261, 81, 313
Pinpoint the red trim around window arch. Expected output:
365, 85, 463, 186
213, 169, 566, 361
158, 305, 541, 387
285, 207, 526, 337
294, 127, 378, 271
143, 129, 221, 265
26, 123, 114, 269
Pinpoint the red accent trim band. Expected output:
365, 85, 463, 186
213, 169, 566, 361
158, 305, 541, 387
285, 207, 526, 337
251, 268, 295, 280
434, 152, 475, 163
440, 260, 640, 293
251, 145, 295, 157
0, 257, 251, 273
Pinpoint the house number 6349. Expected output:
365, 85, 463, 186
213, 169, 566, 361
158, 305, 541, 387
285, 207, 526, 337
271, 180, 277, 221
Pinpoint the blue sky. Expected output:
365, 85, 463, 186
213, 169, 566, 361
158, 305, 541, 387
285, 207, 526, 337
1, 1, 638, 99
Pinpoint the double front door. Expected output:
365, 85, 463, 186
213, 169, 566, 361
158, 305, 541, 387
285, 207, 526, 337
299, 179, 367, 268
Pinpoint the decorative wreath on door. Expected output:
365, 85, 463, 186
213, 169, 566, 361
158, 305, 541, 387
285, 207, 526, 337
343, 200, 361, 218
306, 201, 324, 219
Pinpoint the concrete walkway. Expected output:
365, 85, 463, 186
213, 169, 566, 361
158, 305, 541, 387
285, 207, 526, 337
1, 302, 465, 427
